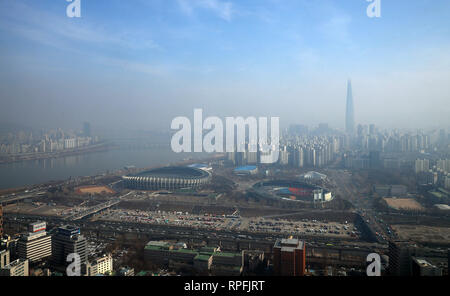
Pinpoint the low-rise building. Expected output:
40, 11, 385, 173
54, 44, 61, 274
144, 241, 243, 275
193, 254, 213, 274
0, 258, 29, 276
84, 253, 113, 276
210, 252, 243, 276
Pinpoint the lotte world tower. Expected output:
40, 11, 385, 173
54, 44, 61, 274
345, 79, 355, 134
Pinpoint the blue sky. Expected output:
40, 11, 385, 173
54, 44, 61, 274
0, 0, 449, 131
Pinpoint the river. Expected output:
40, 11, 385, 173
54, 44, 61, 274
0, 147, 208, 190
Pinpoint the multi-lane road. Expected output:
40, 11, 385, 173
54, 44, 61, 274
327, 169, 393, 244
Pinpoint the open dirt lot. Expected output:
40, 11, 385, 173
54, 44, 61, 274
392, 225, 450, 244
3, 203, 70, 217
383, 198, 424, 211
76, 186, 115, 195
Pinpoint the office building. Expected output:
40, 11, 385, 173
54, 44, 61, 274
93, 253, 113, 275
83, 253, 113, 276
388, 240, 415, 276
0, 204, 3, 238
17, 222, 52, 263
1, 249, 10, 268
97, 254, 113, 275
51, 225, 87, 271
411, 257, 442, 276
273, 238, 306, 276
0, 258, 29, 276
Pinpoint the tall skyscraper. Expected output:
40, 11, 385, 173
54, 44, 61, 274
17, 222, 52, 264
51, 225, 87, 272
345, 80, 355, 134
83, 122, 91, 137
273, 237, 306, 276
388, 240, 415, 276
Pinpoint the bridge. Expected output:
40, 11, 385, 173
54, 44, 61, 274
0, 191, 46, 205
63, 191, 134, 221
64, 198, 122, 221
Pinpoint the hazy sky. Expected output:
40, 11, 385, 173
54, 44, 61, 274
0, 0, 449, 133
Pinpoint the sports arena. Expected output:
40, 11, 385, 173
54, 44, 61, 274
251, 180, 333, 202
122, 166, 211, 190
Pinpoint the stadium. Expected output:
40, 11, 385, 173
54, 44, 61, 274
250, 180, 333, 203
122, 166, 211, 190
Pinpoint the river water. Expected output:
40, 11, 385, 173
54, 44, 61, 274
0, 147, 208, 190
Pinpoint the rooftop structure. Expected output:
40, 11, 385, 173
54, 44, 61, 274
233, 165, 258, 176
188, 163, 212, 172
302, 171, 327, 180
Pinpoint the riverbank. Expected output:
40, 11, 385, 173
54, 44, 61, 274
0, 141, 114, 164
0, 146, 221, 191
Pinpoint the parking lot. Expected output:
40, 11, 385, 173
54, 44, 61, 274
98, 209, 359, 239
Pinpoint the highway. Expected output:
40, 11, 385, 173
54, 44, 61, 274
63, 191, 133, 221
0, 191, 46, 205
327, 169, 392, 244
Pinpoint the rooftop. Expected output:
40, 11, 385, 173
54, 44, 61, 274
146, 241, 170, 247
194, 254, 211, 261
170, 248, 198, 254
212, 252, 241, 258
144, 245, 168, 251
413, 257, 436, 268
132, 166, 209, 179
274, 238, 304, 250
234, 166, 258, 171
